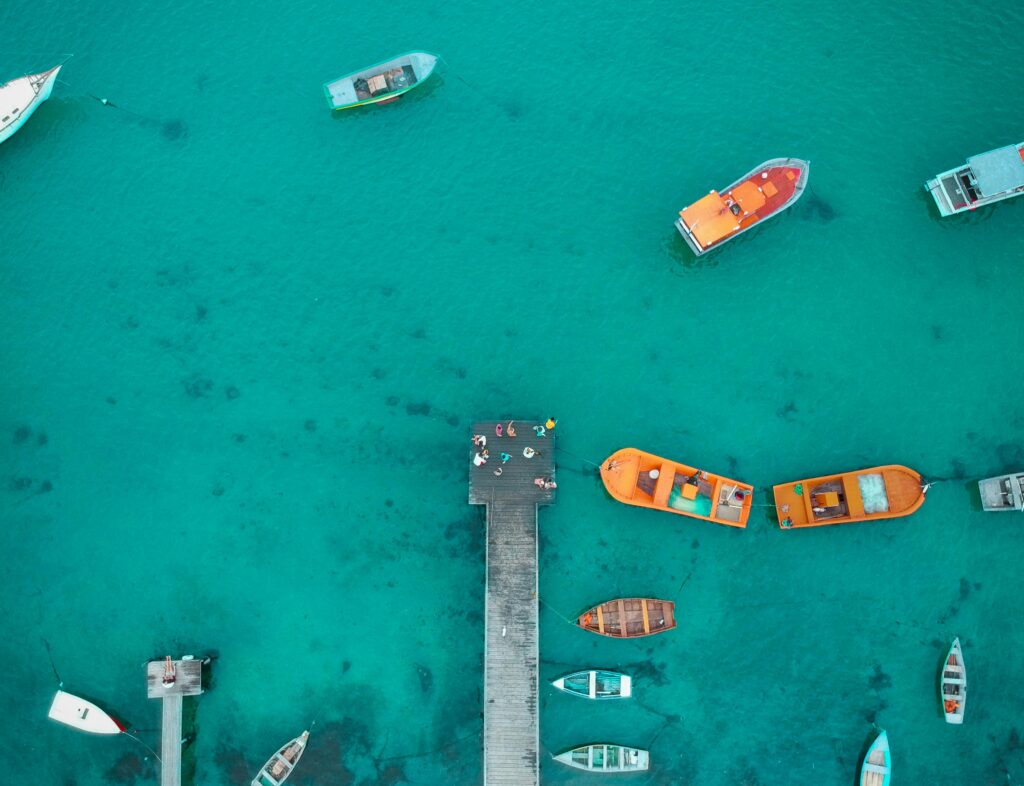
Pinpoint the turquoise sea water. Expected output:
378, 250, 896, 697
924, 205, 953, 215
3, 0, 1024, 783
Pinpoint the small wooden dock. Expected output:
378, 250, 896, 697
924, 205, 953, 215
469, 420, 555, 786
146, 657, 203, 786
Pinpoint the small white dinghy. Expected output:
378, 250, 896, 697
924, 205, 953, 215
554, 743, 649, 773
941, 637, 967, 724
252, 730, 309, 786
552, 670, 632, 699
48, 689, 124, 735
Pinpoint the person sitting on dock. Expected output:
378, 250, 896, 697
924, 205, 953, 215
472, 434, 487, 448
500, 452, 511, 463
474, 452, 487, 466
523, 446, 536, 458
533, 425, 546, 437
506, 421, 516, 437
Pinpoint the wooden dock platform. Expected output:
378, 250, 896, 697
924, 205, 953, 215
146, 657, 203, 786
469, 420, 555, 786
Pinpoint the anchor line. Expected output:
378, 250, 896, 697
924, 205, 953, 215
122, 730, 161, 763
41, 637, 63, 687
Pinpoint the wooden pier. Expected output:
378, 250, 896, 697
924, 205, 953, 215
146, 657, 203, 786
469, 420, 556, 786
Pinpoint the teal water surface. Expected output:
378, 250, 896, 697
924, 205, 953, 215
2, 0, 1024, 784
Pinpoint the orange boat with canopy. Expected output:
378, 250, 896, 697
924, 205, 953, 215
774, 464, 927, 529
675, 157, 809, 255
600, 448, 753, 528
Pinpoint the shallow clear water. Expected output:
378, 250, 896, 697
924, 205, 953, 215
2, 0, 1024, 784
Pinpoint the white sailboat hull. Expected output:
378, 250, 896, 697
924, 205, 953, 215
0, 65, 62, 145
48, 690, 123, 735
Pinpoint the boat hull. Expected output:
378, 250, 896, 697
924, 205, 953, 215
940, 638, 966, 724
252, 731, 309, 786
859, 730, 891, 786
925, 143, 1024, 216
554, 744, 649, 772
979, 472, 1024, 512
601, 448, 753, 527
774, 464, 925, 529
577, 598, 675, 638
47, 690, 123, 735
552, 670, 632, 699
322, 52, 437, 111
675, 157, 809, 255
0, 65, 62, 145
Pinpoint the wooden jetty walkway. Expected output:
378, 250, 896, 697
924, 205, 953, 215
146, 656, 203, 786
469, 420, 556, 786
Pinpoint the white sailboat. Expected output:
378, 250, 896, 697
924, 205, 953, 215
0, 65, 62, 145
47, 689, 124, 735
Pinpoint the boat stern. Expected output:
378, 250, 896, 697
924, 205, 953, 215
619, 674, 633, 698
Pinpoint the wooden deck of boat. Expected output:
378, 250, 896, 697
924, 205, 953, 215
469, 420, 555, 786
146, 658, 203, 786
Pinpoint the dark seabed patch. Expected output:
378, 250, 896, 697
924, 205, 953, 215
868, 663, 891, 691
415, 663, 433, 693
776, 400, 798, 421
801, 190, 837, 222
13, 425, 32, 444
997, 443, 1024, 470
405, 402, 431, 416
183, 374, 214, 398
103, 752, 155, 784
622, 659, 670, 687
291, 717, 372, 786
214, 742, 252, 786
863, 699, 887, 724
161, 119, 187, 141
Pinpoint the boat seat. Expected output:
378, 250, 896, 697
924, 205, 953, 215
863, 763, 889, 774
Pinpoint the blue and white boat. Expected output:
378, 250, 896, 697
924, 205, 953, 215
0, 65, 62, 145
859, 730, 891, 786
552, 670, 632, 699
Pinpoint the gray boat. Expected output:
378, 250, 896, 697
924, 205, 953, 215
925, 142, 1024, 216
979, 472, 1024, 512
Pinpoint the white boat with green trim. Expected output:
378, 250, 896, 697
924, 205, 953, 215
555, 744, 649, 773
322, 52, 437, 111
552, 670, 632, 699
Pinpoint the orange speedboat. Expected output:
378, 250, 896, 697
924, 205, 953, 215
600, 448, 753, 528
774, 465, 926, 529
675, 158, 809, 255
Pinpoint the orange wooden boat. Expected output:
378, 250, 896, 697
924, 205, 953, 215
774, 464, 926, 529
675, 157, 809, 255
577, 598, 675, 638
600, 448, 753, 528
